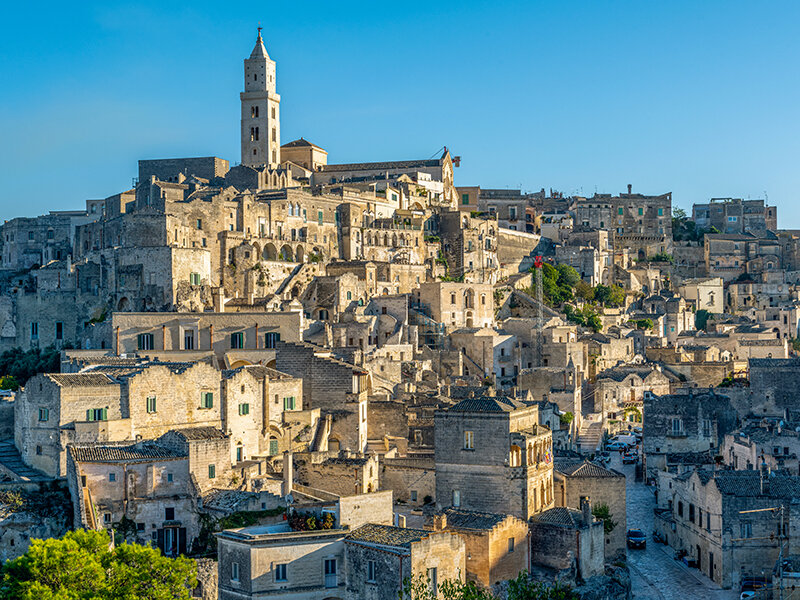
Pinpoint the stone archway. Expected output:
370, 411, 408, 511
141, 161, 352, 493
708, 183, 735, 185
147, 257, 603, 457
295, 245, 305, 263
279, 244, 293, 261
263, 243, 277, 261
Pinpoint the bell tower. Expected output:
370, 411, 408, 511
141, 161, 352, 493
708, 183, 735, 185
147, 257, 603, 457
240, 27, 281, 168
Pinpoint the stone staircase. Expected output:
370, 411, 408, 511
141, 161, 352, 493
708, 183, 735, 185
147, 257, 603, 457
577, 421, 604, 454
0, 441, 49, 481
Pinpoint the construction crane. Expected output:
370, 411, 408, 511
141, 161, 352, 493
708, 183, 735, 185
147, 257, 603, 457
534, 255, 544, 366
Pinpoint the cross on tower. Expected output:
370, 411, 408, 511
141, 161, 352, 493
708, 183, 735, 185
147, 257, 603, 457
257, 23, 262, 36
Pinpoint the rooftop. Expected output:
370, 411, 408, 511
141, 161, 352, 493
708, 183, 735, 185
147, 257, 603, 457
345, 523, 428, 548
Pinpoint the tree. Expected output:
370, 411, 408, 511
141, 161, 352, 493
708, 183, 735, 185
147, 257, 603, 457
0, 375, 19, 391
592, 284, 625, 308
0, 346, 63, 387
574, 281, 594, 302
591, 503, 617, 535
400, 574, 493, 599
0, 529, 197, 600
695, 309, 711, 331
556, 264, 581, 288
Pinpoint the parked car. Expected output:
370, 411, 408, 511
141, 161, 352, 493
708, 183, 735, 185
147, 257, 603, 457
622, 453, 639, 464
626, 529, 647, 549
606, 441, 628, 451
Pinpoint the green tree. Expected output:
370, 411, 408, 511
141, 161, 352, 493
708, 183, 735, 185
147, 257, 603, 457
507, 572, 579, 600
556, 264, 581, 288
574, 281, 594, 302
791, 338, 800, 354
0, 346, 63, 387
400, 574, 493, 599
695, 309, 711, 331
0, 529, 197, 600
0, 375, 19, 391
591, 503, 618, 535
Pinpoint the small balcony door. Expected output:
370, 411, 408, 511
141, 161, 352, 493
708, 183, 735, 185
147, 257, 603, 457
324, 558, 337, 588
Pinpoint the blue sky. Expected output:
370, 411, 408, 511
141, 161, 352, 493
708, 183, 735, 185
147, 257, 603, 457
2, 1, 800, 224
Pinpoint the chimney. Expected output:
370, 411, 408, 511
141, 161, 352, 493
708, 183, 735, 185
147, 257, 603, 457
282, 451, 293, 498
432, 513, 447, 531
627, 184, 632, 195
580, 496, 592, 525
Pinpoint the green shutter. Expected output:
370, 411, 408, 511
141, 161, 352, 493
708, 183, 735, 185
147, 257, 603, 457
208, 464, 215, 479
86, 409, 91, 421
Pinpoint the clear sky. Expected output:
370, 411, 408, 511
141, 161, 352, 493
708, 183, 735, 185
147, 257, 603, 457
2, 1, 800, 224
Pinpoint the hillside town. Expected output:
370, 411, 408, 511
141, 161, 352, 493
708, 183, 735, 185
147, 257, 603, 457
2, 30, 800, 600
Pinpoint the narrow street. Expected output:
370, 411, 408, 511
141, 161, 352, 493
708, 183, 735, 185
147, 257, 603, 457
609, 453, 738, 600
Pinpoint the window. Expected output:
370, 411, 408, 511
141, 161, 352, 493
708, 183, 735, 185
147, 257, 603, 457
689, 504, 695, 523
318, 210, 324, 225
190, 272, 201, 285
196, 219, 202, 230
411, 490, 418, 502
265, 332, 281, 348
702, 419, 712, 437
508, 537, 515, 552
658, 208, 664, 216
677, 501, 684, 518
231, 332, 244, 349
275, 563, 288, 582
231, 562, 240, 582
618, 207, 624, 215
38, 408, 49, 422
137, 333, 154, 351
450, 293, 456, 305
638, 207, 644, 216
464, 430, 474, 450
165, 507, 175, 521
167, 473, 173, 483
146, 396, 157, 414
238, 403, 250, 416
427, 568, 438, 595
86, 408, 107, 422
671, 418, 683, 435
201, 392, 214, 409
236, 446, 243, 462
283, 397, 296, 411
740, 522, 752, 538
208, 464, 216, 479
55, 322, 63, 341
36, 445, 42, 455
47, 229, 54, 239
367, 559, 377, 582
269, 438, 279, 455
109, 473, 116, 482
452, 490, 461, 507
28, 231, 34, 240
184, 330, 194, 350
324, 558, 337, 587
104, 513, 111, 524
461, 193, 469, 205
30, 322, 38, 340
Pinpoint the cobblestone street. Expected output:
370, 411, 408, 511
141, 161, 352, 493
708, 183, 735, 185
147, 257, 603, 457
610, 454, 738, 600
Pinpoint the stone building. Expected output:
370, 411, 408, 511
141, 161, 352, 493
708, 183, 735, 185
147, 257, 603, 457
66, 441, 198, 556
529, 498, 605, 579
692, 198, 777, 235
642, 389, 739, 477
344, 524, 466, 600
415, 281, 494, 331
654, 469, 800, 588
216, 491, 393, 600
110, 310, 303, 364
276, 341, 370, 452
553, 458, 627, 555
1, 205, 99, 271
439, 211, 499, 283
592, 366, 672, 427
434, 394, 554, 520
432, 508, 530, 589
722, 422, 800, 474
